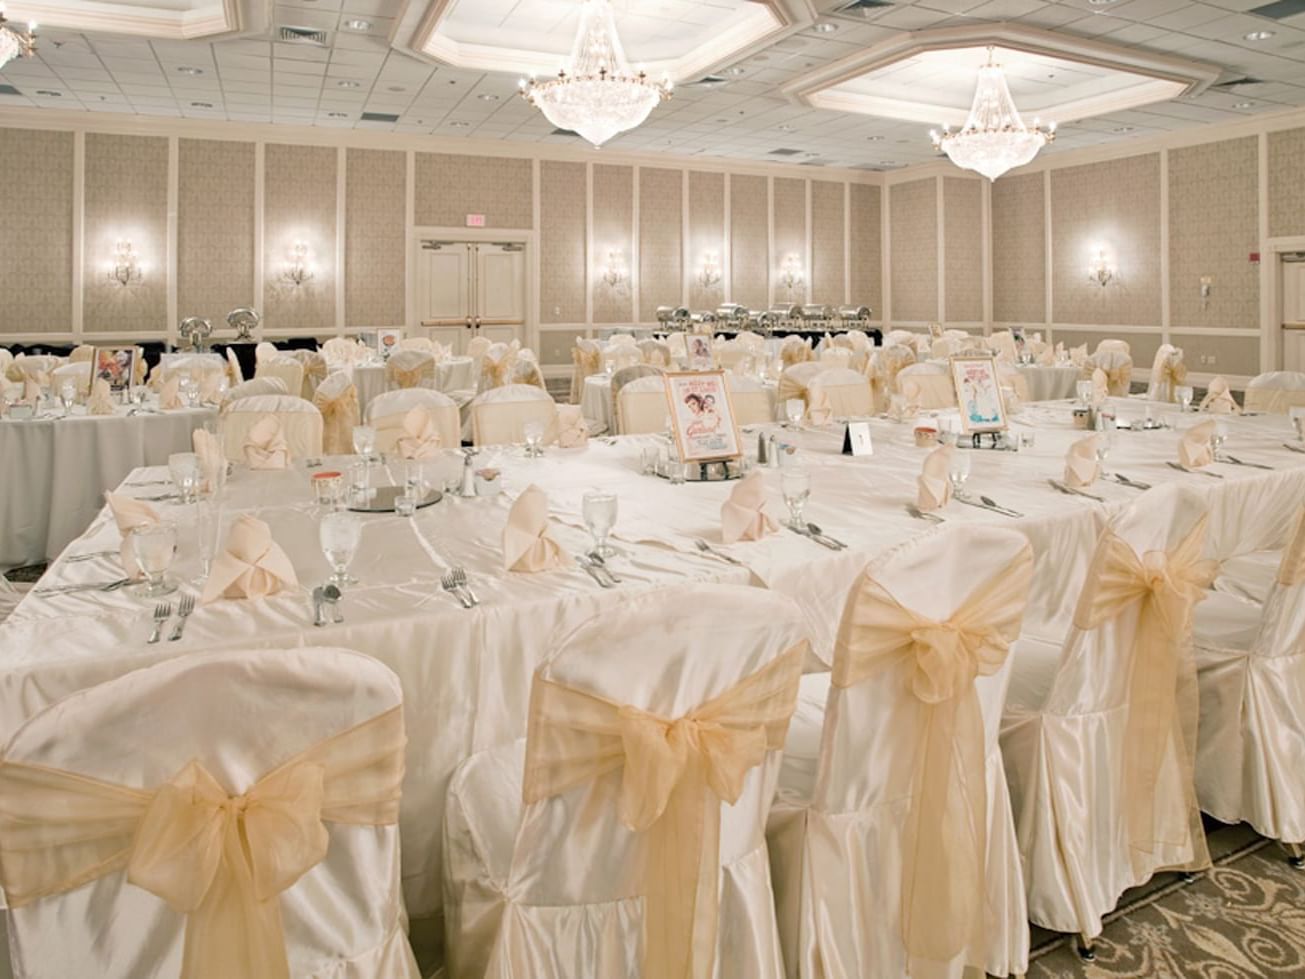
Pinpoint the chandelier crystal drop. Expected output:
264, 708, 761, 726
930, 49, 1055, 181
0, 4, 36, 71
519, 0, 671, 148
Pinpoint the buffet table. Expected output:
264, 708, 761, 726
3, 402, 1302, 945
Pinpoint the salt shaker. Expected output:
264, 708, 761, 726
460, 453, 477, 497
756, 431, 770, 466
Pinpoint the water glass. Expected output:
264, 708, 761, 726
785, 398, 804, 427
320, 511, 362, 588
640, 446, 658, 476
168, 452, 202, 504
582, 491, 618, 557
1291, 407, 1305, 441
395, 493, 417, 518
1095, 429, 1116, 476
947, 451, 972, 496
1175, 385, 1194, 413
1212, 418, 1228, 457
523, 421, 545, 458
348, 460, 370, 506
129, 523, 178, 598
352, 425, 376, 461
59, 382, 76, 415
1018, 430, 1036, 452
1075, 380, 1094, 406
780, 469, 811, 528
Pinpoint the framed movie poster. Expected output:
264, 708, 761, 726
685, 334, 714, 372
663, 370, 743, 463
376, 328, 403, 358
92, 347, 136, 393
950, 354, 1009, 434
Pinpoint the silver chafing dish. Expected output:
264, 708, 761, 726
838, 304, 873, 323
799, 304, 836, 322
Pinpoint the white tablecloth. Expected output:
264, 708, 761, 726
0, 405, 216, 569
3, 403, 1303, 945
351, 357, 476, 418
1016, 364, 1082, 402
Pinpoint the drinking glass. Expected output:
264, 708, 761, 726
523, 421, 545, 458
947, 451, 972, 496
781, 469, 811, 528
1212, 418, 1228, 458
320, 511, 362, 588
352, 425, 376, 462
168, 452, 202, 504
1291, 408, 1305, 442
785, 398, 804, 428
59, 382, 76, 416
1095, 429, 1116, 477
640, 446, 658, 476
128, 523, 178, 598
1075, 380, 1093, 406
194, 502, 222, 584
131, 385, 147, 409
348, 460, 370, 506
1176, 385, 1194, 413
582, 491, 618, 558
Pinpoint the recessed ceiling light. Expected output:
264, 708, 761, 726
778, 124, 796, 132
879, 161, 895, 166
328, 111, 348, 118
803, 152, 819, 158
449, 121, 470, 128
725, 66, 745, 76
1234, 101, 1254, 109
1087, 0, 1119, 6
190, 101, 213, 108
176, 66, 204, 76
336, 80, 361, 89
344, 18, 371, 30
813, 21, 839, 32
866, 135, 884, 141
1111, 125, 1135, 133
478, 93, 500, 101
1244, 30, 1275, 41
386, 86, 406, 93
35, 89, 61, 97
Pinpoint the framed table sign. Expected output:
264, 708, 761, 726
950, 354, 1009, 435
92, 347, 136, 394
663, 370, 743, 463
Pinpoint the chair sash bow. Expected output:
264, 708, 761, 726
313, 384, 360, 456
389, 362, 430, 390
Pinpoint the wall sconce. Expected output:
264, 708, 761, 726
1200, 275, 1213, 309
107, 239, 143, 286
282, 240, 315, 287
601, 249, 627, 289
1087, 248, 1115, 289
779, 254, 805, 294
698, 251, 722, 289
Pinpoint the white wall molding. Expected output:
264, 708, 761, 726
71, 131, 84, 340
166, 135, 179, 343
334, 145, 347, 336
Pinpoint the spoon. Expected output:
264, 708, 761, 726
980, 495, 1024, 517
1113, 473, 1151, 490
905, 504, 944, 524
806, 522, 847, 549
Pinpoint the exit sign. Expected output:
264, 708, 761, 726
466, 214, 486, 228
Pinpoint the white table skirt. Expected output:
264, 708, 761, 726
3, 403, 1303, 935
1016, 364, 1082, 402
351, 357, 476, 418
0, 406, 216, 569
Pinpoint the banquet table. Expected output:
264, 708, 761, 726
0, 404, 216, 569
3, 401, 1303, 953
582, 373, 780, 433
1017, 363, 1082, 401
350, 357, 476, 417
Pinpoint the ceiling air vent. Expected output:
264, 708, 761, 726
685, 75, 729, 88
836, 0, 896, 13
1212, 75, 1266, 88
0, 84, 20, 96
1247, 0, 1305, 19
278, 26, 329, 45
550, 127, 580, 137
769, 148, 803, 156
360, 112, 398, 123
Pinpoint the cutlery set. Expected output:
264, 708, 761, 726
576, 553, 618, 587
695, 538, 746, 565
1166, 461, 1224, 479
146, 595, 194, 644
1048, 479, 1105, 502
440, 568, 479, 608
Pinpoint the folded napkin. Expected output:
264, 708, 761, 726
193, 428, 225, 488
200, 514, 298, 605
917, 445, 953, 512
199, 371, 225, 406
502, 485, 571, 573
105, 492, 160, 578
1091, 368, 1109, 406
1070, 344, 1088, 367
553, 404, 589, 449
87, 378, 115, 416
396, 406, 443, 459
243, 415, 290, 470
1179, 419, 1217, 469
1037, 346, 1055, 366
721, 471, 780, 543
806, 385, 833, 426
1065, 434, 1101, 488
159, 376, 183, 410
1000, 384, 1023, 415
23, 378, 40, 404
1055, 342, 1066, 361
894, 383, 923, 421
1200, 376, 1238, 414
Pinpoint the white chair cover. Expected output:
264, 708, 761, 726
1147, 344, 1187, 403
1244, 371, 1305, 414
386, 349, 436, 390
221, 395, 323, 463
1087, 350, 1133, 396
996, 364, 1031, 405
775, 363, 824, 412
311, 371, 361, 456
400, 336, 435, 354
222, 377, 287, 409
818, 346, 853, 370
570, 339, 602, 404
809, 367, 874, 419
255, 357, 305, 400
322, 336, 368, 366
466, 337, 493, 387
254, 341, 279, 364
896, 362, 955, 410
605, 344, 642, 373
866, 345, 916, 413
610, 364, 662, 433
478, 342, 522, 392
470, 384, 557, 447
13, 354, 62, 384
989, 331, 1018, 364
726, 374, 776, 426
292, 349, 329, 400
1001, 484, 1215, 939
513, 349, 547, 390
443, 585, 809, 979
616, 374, 669, 435
370, 388, 460, 453
1096, 339, 1132, 357
0, 348, 14, 382
0, 646, 419, 979
779, 336, 813, 369
638, 339, 672, 369
50, 362, 93, 399
769, 526, 1034, 979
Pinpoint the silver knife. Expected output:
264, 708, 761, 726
787, 525, 841, 550
1048, 479, 1105, 502
576, 555, 613, 588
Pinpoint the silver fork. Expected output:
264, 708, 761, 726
695, 538, 745, 565
905, 504, 944, 524
168, 594, 195, 641
587, 551, 622, 583
148, 602, 172, 644
441, 572, 473, 608
451, 567, 479, 606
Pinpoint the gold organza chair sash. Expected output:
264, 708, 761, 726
1102, 364, 1131, 395
312, 385, 359, 456
573, 346, 601, 375
1072, 517, 1216, 872
0, 706, 405, 979
521, 643, 805, 979
775, 374, 808, 407
388, 362, 431, 390
1162, 355, 1188, 389
833, 548, 1033, 971
484, 355, 517, 390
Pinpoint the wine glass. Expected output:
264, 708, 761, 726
320, 511, 362, 588
780, 469, 811, 529
168, 452, 201, 504
128, 523, 178, 598
1075, 379, 1093, 406
1291, 407, 1305, 442
785, 398, 804, 428
1175, 385, 1194, 413
1212, 418, 1228, 459
352, 425, 376, 462
582, 491, 618, 558
193, 501, 222, 584
59, 381, 76, 417
947, 450, 972, 498
523, 420, 545, 458
1095, 428, 1116, 477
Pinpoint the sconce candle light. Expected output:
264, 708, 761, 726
779, 254, 805, 294
601, 249, 627, 289
698, 251, 721, 289
282, 240, 315, 287
107, 239, 143, 286
1087, 248, 1115, 289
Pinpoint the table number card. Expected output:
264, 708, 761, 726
842, 422, 874, 457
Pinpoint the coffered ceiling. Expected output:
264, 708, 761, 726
2, 0, 1305, 171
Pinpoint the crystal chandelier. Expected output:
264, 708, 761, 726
519, 0, 671, 148
0, 4, 35, 70
930, 49, 1055, 181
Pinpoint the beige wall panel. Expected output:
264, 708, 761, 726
943, 177, 983, 322
1268, 127, 1305, 239
1171, 333, 1260, 376
811, 180, 845, 306
848, 183, 882, 313
0, 129, 73, 335
538, 328, 585, 366
177, 139, 255, 328
345, 148, 405, 328
1168, 138, 1259, 331
539, 161, 587, 325
592, 164, 633, 324
730, 174, 768, 309
1051, 153, 1162, 326
773, 177, 806, 304
264, 143, 336, 332
414, 153, 532, 229
991, 172, 1046, 324
639, 167, 682, 322
1056, 330, 1162, 369
889, 178, 938, 322
688, 170, 725, 310
84, 133, 168, 335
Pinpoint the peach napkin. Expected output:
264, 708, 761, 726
200, 514, 298, 605
502, 484, 571, 573
243, 415, 289, 470
805, 384, 834, 426
23, 378, 40, 404
193, 428, 225, 488
1200, 376, 1238, 414
553, 404, 589, 448
1064, 434, 1101, 488
87, 378, 115, 416
721, 471, 780, 543
1091, 368, 1109, 406
199, 371, 225, 406
1037, 346, 1056, 366
160, 376, 183, 410
396, 406, 443, 459
1179, 419, 1217, 469
1070, 344, 1088, 367
916, 444, 953, 511
105, 492, 160, 578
